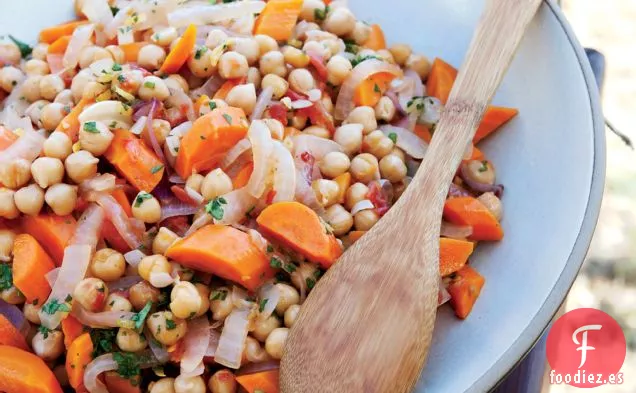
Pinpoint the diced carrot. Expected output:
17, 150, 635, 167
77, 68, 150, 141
119, 42, 148, 63
0, 345, 63, 393
256, 202, 342, 268
354, 71, 396, 107
193, 94, 210, 115
284, 127, 301, 137
55, 97, 94, 142
443, 197, 503, 241
348, 230, 366, 244
39, 20, 89, 44
253, 0, 303, 41
0, 126, 18, 151
159, 24, 197, 75
232, 161, 254, 189
175, 107, 249, 179
468, 145, 485, 161
47, 35, 72, 54
414, 123, 432, 144
101, 188, 132, 252
61, 315, 84, 349
166, 225, 274, 291
447, 265, 485, 319
364, 24, 386, 50
334, 172, 351, 204
214, 78, 245, 100
236, 369, 279, 393
104, 129, 165, 192
21, 214, 77, 266
0, 315, 29, 350
473, 107, 518, 143
66, 333, 93, 391
104, 372, 141, 393
439, 238, 474, 277
12, 234, 55, 305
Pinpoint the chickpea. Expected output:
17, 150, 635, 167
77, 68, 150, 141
303, 125, 330, 139
25, 99, 47, 127
0, 41, 20, 66
243, 336, 270, 363
210, 286, 233, 321
104, 293, 133, 312
152, 227, 180, 256
14, 184, 45, 216
230, 38, 260, 65
23, 302, 41, 324
31, 43, 49, 61
43, 131, 73, 160
1, 286, 25, 304
141, 119, 171, 148
376, 49, 395, 64
262, 119, 285, 140
388, 44, 412, 66
261, 74, 289, 99
478, 191, 503, 220
274, 283, 300, 315
91, 248, 126, 282
116, 328, 148, 352
252, 315, 281, 342
0, 158, 31, 189
187, 47, 215, 78
265, 327, 289, 360
324, 203, 354, 236
226, 83, 257, 115
388, 147, 406, 163
105, 45, 125, 64
218, 51, 249, 79
39, 74, 64, 101
290, 114, 307, 129
147, 311, 187, 346
208, 369, 237, 393
205, 29, 228, 49
323, 7, 356, 36
350, 21, 372, 45
131, 191, 161, 224
406, 54, 432, 79
288, 68, 315, 94
174, 375, 206, 393
333, 123, 364, 155
164, 74, 189, 93
0, 188, 19, 219
201, 169, 233, 201
183, 175, 203, 195
65, 150, 99, 183
138, 76, 170, 101
374, 96, 396, 122
259, 51, 287, 78
70, 69, 95, 102
345, 182, 369, 210
129, 281, 160, 311
32, 330, 64, 361
30, 157, 64, 189
379, 154, 408, 183
299, 0, 325, 21
73, 277, 108, 312
112, 69, 144, 95
0, 66, 24, 92
284, 304, 301, 328
282, 46, 310, 68
354, 209, 379, 231
22, 76, 42, 102
319, 151, 351, 178
363, 130, 394, 159
193, 283, 210, 318
464, 160, 496, 185
138, 254, 172, 286
138, 44, 166, 71
350, 153, 379, 183
311, 179, 339, 207
246, 67, 261, 89
345, 106, 377, 134
54, 89, 74, 106
150, 378, 176, 393
152, 27, 179, 47
39, 103, 67, 131
302, 40, 329, 60
44, 183, 78, 216
326, 55, 353, 86
0, 229, 15, 262
78, 46, 112, 69
169, 281, 202, 319
253, 34, 277, 56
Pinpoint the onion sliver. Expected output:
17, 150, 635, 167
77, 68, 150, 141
379, 125, 427, 159
271, 141, 296, 203
181, 316, 210, 374
292, 134, 342, 160
440, 222, 473, 240
63, 23, 95, 69
168, 1, 266, 28
124, 249, 146, 268
221, 138, 251, 170
73, 305, 136, 328
214, 307, 251, 369
257, 284, 280, 320
250, 86, 273, 121
350, 199, 375, 215
246, 120, 274, 198
214, 188, 258, 226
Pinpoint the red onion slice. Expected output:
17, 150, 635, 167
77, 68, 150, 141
145, 98, 167, 164
191, 74, 225, 100
80, 174, 117, 195
87, 192, 143, 250
0, 130, 45, 186
148, 329, 170, 364
205, 329, 221, 357
236, 360, 280, 376
84, 350, 160, 393
160, 203, 200, 221
438, 278, 451, 307
251, 86, 273, 121
181, 316, 210, 374
459, 164, 504, 197
168, 87, 196, 122
0, 299, 29, 337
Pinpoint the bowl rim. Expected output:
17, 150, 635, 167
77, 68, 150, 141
470, 1, 606, 391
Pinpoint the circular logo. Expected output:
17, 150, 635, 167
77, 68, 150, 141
546, 308, 626, 388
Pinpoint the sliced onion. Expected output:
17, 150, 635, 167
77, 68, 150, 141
80, 174, 117, 195
87, 192, 143, 250
440, 222, 473, 240
214, 188, 258, 226
149, 271, 174, 288
1, 105, 33, 132
0, 299, 29, 337
350, 199, 374, 215
205, 329, 221, 357
246, 120, 274, 198
84, 353, 118, 393
191, 74, 225, 100
73, 305, 136, 328
169, 88, 196, 122
257, 284, 280, 320
271, 141, 296, 203
247, 229, 268, 254
418, 97, 443, 128
291, 99, 313, 109
70, 204, 105, 250
145, 98, 167, 164
292, 134, 342, 160
307, 89, 322, 102
124, 249, 146, 268
148, 330, 170, 363
405, 69, 425, 97
0, 130, 45, 186
184, 186, 204, 205
39, 245, 93, 329
82, 0, 114, 27
131, 116, 147, 135
293, 153, 325, 217
161, 203, 199, 221
79, 100, 133, 128
168, 173, 186, 184
107, 275, 143, 292
334, 59, 402, 121
63, 23, 95, 69
231, 286, 249, 307
250, 86, 273, 122
104, 4, 131, 38
380, 125, 427, 159
438, 278, 451, 307
214, 307, 252, 369
221, 138, 251, 170
181, 316, 210, 374
170, 120, 193, 138
180, 361, 205, 378
45, 267, 60, 288
168, 1, 266, 28
448, 183, 472, 198
185, 212, 212, 237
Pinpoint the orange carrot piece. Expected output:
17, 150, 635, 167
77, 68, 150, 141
39, 20, 89, 44
61, 315, 84, 349
47, 35, 72, 54
101, 188, 132, 252
159, 24, 197, 75
256, 202, 342, 268
214, 78, 244, 100
66, 333, 93, 391
236, 369, 279, 393
439, 238, 474, 277
348, 230, 366, 244
232, 161, 254, 189
104, 129, 165, 192
364, 24, 386, 50
21, 214, 77, 266
473, 106, 519, 143
0, 345, 63, 393
0, 315, 29, 350
468, 145, 485, 161
55, 97, 94, 142
119, 42, 148, 63
166, 225, 274, 291
104, 372, 141, 393
253, 0, 303, 41
334, 172, 351, 204
447, 265, 485, 319
175, 107, 249, 179
443, 197, 503, 241
12, 234, 55, 305
354, 72, 396, 107
414, 123, 432, 144
0, 126, 18, 151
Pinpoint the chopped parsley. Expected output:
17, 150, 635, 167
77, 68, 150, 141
269, 257, 282, 269
83, 121, 100, 133
134, 192, 153, 207
373, 83, 381, 93
210, 289, 228, 301
112, 63, 122, 71
205, 196, 227, 220
150, 164, 164, 174
41, 298, 70, 315
0, 264, 12, 291
38, 325, 52, 339
222, 113, 233, 124
351, 54, 383, 68
258, 298, 268, 312
90, 328, 117, 358
283, 262, 297, 274
118, 74, 126, 83
314, 6, 329, 21
113, 352, 145, 381
266, 245, 274, 253
65, 294, 73, 302
478, 161, 489, 173
110, 6, 120, 15
344, 39, 359, 54
306, 277, 316, 289
32, 299, 39, 306
165, 319, 177, 330
8, 35, 32, 58
194, 47, 207, 60
130, 301, 152, 331
143, 81, 156, 89
208, 101, 217, 110
388, 132, 397, 144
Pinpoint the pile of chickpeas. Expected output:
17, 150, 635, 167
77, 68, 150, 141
0, 0, 509, 392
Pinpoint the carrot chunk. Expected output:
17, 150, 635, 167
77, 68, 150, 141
47, 35, 72, 54
354, 72, 396, 107
21, 214, 77, 266
159, 24, 197, 75
473, 106, 519, 143
0, 126, 18, 151
439, 238, 474, 277
104, 372, 141, 393
39, 20, 89, 44
120, 42, 148, 63
447, 266, 485, 319
66, 333, 93, 391
236, 370, 279, 393
333, 172, 351, 204
12, 234, 56, 305
253, 0, 303, 41
61, 315, 84, 349
0, 315, 29, 351
364, 24, 386, 50
443, 197, 503, 241
0, 345, 63, 393
55, 97, 94, 142
232, 161, 254, 189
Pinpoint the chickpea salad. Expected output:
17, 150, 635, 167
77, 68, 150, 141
0, 0, 518, 392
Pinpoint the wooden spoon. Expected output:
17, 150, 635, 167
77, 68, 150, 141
280, 0, 542, 391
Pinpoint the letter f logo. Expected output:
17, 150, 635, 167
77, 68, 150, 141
572, 324, 602, 368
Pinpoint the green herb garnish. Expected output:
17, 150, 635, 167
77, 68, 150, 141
134, 192, 153, 207
478, 161, 489, 173
194, 47, 207, 60
306, 277, 316, 289
8, 35, 32, 58
314, 6, 329, 21
205, 196, 227, 220
388, 132, 397, 144
351, 54, 383, 68
143, 81, 156, 89
210, 289, 228, 301
259, 298, 268, 312
113, 352, 145, 381
131, 301, 152, 331
112, 63, 122, 71
222, 113, 233, 124
373, 83, 381, 93
269, 257, 282, 269
0, 264, 12, 291
41, 298, 70, 315
38, 325, 52, 339
83, 121, 100, 133
208, 101, 217, 110
150, 164, 164, 174
165, 319, 177, 330
90, 328, 117, 358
